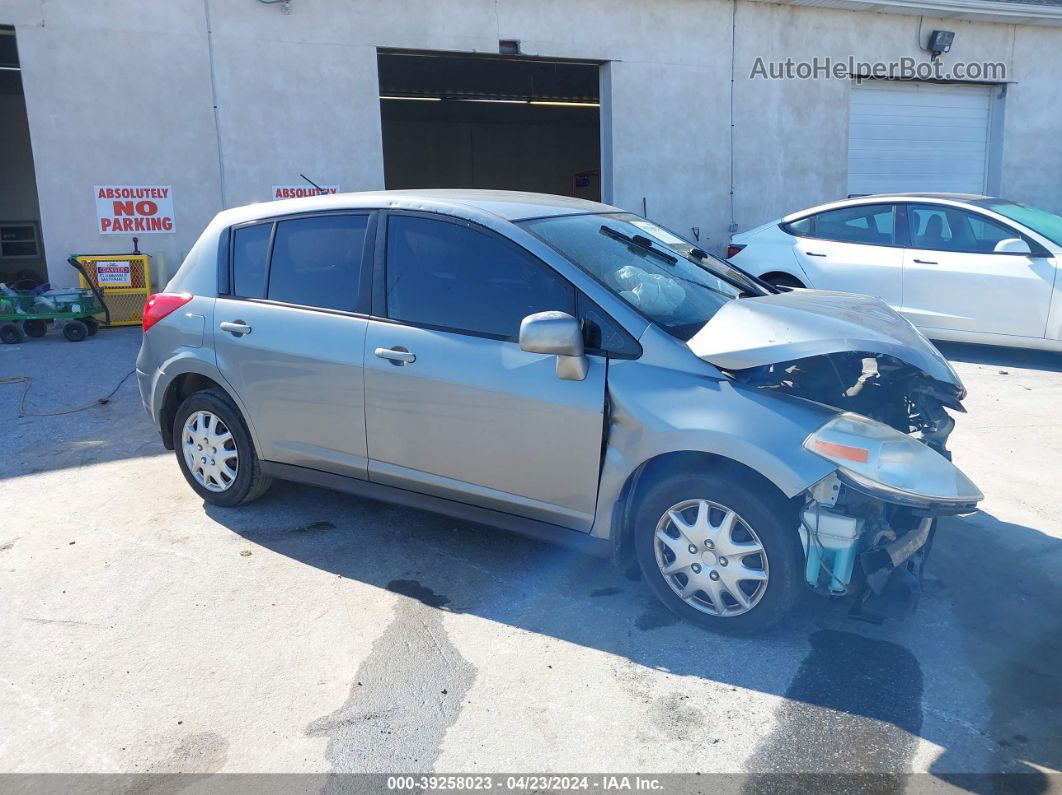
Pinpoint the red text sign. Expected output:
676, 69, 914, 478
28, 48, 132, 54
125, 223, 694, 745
95, 186, 175, 234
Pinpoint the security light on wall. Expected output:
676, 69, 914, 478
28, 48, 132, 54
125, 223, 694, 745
927, 30, 955, 59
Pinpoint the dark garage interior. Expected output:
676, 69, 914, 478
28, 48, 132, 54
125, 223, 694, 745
0, 27, 47, 285
378, 50, 601, 200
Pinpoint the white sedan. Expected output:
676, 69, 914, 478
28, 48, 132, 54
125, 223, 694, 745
728, 194, 1062, 351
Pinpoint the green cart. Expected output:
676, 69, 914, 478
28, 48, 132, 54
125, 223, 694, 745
0, 254, 113, 344
0, 287, 105, 344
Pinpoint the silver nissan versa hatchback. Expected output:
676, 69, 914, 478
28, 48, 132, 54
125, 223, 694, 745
137, 190, 983, 633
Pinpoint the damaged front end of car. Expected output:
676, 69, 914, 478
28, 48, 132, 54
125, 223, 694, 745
687, 289, 984, 621
796, 469, 974, 623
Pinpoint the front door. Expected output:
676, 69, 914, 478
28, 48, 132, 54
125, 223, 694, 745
901, 203, 1054, 338
213, 212, 374, 477
363, 212, 606, 530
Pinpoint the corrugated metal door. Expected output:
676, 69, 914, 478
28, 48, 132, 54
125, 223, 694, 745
847, 80, 992, 196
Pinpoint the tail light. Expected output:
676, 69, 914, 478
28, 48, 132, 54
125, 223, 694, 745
726, 244, 746, 259
143, 292, 193, 332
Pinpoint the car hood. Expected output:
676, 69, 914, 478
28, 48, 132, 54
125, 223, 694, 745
686, 289, 962, 387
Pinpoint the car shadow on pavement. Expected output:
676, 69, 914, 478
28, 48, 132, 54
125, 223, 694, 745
205, 484, 1061, 785
933, 341, 1062, 373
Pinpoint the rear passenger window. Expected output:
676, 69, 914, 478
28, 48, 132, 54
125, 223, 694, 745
267, 215, 368, 311
385, 215, 574, 340
232, 223, 272, 298
807, 204, 896, 246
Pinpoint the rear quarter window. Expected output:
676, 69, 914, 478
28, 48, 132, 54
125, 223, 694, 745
231, 223, 272, 298
782, 217, 814, 237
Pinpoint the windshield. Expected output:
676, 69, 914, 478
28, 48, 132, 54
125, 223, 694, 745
522, 212, 762, 340
974, 200, 1062, 247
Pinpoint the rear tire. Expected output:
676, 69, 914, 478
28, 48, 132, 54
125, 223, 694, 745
1, 323, 26, 344
83, 317, 100, 336
23, 319, 48, 338
63, 319, 88, 342
173, 388, 272, 507
633, 469, 804, 634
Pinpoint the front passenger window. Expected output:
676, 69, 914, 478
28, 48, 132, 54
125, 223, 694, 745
908, 204, 1023, 254
385, 215, 575, 340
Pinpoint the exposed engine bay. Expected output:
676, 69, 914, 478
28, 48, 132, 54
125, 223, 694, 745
730, 351, 966, 456
730, 352, 971, 622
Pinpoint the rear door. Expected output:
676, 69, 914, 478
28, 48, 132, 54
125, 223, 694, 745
213, 212, 375, 477
902, 203, 1054, 338
363, 212, 607, 530
787, 203, 905, 307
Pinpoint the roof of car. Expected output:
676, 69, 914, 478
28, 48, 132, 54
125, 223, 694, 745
780, 192, 1001, 221
217, 189, 618, 227
853, 192, 993, 201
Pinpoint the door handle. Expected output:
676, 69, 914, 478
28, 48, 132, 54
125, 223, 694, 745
219, 320, 252, 336
804, 251, 827, 257
913, 258, 938, 265
375, 346, 416, 364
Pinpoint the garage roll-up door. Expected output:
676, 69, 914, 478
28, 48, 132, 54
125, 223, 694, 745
848, 80, 993, 196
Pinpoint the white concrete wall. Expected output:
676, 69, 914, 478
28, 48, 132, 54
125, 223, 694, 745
1, 0, 1061, 282
999, 24, 1062, 210
731, 2, 1018, 228
8, 0, 223, 287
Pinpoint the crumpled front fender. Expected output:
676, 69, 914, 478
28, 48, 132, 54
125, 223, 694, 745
590, 359, 838, 540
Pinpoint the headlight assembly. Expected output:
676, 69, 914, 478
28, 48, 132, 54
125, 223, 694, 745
804, 412, 983, 507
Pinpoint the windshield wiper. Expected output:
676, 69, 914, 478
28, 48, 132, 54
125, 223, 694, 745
687, 247, 767, 295
599, 225, 678, 265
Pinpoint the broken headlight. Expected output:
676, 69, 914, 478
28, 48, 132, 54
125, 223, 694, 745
804, 412, 983, 507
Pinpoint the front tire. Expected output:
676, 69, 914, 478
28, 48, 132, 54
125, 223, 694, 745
634, 470, 803, 634
173, 389, 272, 506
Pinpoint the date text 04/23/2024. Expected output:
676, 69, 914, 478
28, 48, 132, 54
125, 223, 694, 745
385, 775, 664, 791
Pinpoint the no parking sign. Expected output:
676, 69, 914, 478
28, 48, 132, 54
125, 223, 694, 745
94, 186, 175, 234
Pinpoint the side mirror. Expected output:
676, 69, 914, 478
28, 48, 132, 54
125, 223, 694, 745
519, 311, 588, 381
994, 238, 1032, 255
